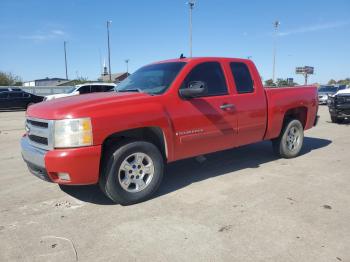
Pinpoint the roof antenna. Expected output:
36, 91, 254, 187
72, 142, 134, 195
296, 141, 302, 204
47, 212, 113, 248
180, 53, 186, 59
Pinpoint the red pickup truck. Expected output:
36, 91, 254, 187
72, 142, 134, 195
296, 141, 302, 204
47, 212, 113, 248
21, 57, 318, 204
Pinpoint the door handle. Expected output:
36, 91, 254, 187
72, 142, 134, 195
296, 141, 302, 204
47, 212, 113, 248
220, 103, 235, 110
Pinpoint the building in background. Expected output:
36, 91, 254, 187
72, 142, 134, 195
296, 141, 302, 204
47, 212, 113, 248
23, 77, 69, 87
99, 72, 129, 83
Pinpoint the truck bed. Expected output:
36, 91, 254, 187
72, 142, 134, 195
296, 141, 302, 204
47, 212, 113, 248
263, 85, 318, 140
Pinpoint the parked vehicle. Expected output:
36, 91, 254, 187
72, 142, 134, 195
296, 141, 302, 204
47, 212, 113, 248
0, 89, 43, 110
318, 85, 339, 104
44, 83, 116, 101
328, 88, 350, 123
21, 57, 318, 205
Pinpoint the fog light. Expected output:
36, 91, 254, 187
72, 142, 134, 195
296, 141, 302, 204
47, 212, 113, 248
57, 172, 71, 181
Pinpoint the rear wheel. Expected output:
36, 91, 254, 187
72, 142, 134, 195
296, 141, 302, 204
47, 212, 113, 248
272, 119, 304, 159
99, 140, 164, 205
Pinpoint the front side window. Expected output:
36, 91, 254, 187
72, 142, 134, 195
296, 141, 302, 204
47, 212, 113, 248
116, 62, 186, 95
181, 62, 228, 96
230, 62, 254, 94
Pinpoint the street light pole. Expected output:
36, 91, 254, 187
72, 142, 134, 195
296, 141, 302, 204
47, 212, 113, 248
272, 20, 280, 83
188, 0, 195, 57
125, 59, 129, 75
107, 20, 112, 82
64, 41, 68, 80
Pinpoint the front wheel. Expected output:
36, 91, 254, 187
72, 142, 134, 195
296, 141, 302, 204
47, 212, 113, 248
331, 116, 343, 123
272, 119, 304, 159
100, 140, 164, 205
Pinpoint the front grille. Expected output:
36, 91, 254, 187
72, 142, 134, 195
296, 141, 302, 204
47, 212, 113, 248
28, 134, 48, 145
27, 119, 48, 128
26, 117, 53, 150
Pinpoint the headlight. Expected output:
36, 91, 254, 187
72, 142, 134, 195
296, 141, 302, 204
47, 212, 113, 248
54, 118, 93, 148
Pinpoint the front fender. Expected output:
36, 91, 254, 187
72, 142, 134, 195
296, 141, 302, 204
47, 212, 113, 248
92, 102, 175, 160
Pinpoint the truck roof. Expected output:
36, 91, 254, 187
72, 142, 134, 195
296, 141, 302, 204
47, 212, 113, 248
153, 57, 251, 64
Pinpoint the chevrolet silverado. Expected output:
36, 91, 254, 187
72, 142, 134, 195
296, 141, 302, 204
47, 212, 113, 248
21, 57, 318, 205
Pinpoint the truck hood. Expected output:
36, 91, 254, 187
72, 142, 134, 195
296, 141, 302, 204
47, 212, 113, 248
27, 92, 151, 119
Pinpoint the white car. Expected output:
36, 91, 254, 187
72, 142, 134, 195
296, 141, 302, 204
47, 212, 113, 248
44, 83, 116, 101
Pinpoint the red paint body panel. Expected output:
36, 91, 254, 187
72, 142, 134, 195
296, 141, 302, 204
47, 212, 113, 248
44, 145, 101, 185
264, 86, 318, 140
26, 57, 318, 185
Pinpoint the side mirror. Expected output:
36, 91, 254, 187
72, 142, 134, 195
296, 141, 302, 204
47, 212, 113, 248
179, 81, 207, 99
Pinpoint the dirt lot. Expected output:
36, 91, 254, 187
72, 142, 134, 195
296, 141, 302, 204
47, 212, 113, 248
0, 106, 349, 262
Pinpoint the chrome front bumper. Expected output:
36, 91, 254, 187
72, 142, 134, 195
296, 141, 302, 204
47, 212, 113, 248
21, 136, 51, 182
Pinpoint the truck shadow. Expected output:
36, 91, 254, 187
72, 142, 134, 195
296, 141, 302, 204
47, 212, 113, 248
59, 137, 331, 205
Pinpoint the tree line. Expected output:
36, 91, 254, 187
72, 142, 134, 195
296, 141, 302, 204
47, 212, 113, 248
327, 78, 350, 86
0, 71, 22, 86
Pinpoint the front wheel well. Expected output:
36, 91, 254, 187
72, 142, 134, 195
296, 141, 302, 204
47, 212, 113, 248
101, 127, 167, 162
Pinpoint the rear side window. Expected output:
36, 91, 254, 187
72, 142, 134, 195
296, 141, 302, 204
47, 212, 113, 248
182, 62, 228, 96
90, 85, 103, 93
230, 62, 254, 94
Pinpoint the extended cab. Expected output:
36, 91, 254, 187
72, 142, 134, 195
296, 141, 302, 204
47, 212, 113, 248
21, 57, 318, 204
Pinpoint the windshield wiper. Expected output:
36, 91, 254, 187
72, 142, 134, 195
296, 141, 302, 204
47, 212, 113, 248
117, 88, 143, 93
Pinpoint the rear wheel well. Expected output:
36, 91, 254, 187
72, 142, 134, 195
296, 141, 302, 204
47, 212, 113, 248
101, 127, 167, 162
283, 107, 308, 128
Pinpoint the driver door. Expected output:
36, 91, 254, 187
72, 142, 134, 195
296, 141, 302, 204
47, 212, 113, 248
168, 61, 237, 160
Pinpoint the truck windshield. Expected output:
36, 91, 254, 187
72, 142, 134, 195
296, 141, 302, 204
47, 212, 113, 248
116, 62, 186, 95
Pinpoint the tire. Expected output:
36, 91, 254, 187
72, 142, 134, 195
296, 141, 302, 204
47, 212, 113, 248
99, 140, 164, 205
272, 119, 304, 159
331, 116, 338, 123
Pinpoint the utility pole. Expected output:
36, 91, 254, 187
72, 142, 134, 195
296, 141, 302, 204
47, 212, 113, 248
107, 20, 112, 82
272, 20, 280, 83
125, 59, 129, 75
64, 41, 68, 80
187, 0, 195, 57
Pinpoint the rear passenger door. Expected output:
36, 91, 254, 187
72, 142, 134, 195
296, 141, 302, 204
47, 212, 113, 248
228, 62, 267, 146
169, 61, 238, 160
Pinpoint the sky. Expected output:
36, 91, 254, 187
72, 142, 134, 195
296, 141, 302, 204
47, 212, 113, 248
0, 0, 349, 84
